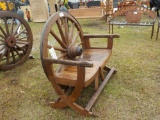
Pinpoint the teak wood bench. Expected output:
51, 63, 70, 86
40, 12, 119, 116
109, 5, 157, 39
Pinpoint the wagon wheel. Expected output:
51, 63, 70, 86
40, 12, 84, 79
0, 11, 33, 70
40, 12, 92, 115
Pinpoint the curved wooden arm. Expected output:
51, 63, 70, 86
83, 34, 119, 49
43, 58, 93, 67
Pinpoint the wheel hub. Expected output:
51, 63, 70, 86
67, 45, 82, 59
6, 36, 16, 47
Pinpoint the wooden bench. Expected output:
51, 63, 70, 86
109, 5, 157, 39
68, 7, 104, 19
40, 11, 119, 115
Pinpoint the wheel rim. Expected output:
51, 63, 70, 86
0, 11, 33, 70
40, 12, 84, 80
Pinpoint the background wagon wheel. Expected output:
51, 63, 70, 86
0, 11, 33, 70
40, 12, 84, 95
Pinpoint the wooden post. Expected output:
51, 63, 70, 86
29, 0, 49, 22
106, 0, 113, 23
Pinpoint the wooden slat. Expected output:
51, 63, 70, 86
85, 67, 115, 111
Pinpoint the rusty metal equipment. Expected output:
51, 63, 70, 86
0, 0, 33, 70
40, 11, 119, 115
118, 0, 137, 9
109, 5, 157, 39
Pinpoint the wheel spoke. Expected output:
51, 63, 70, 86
64, 18, 69, 44
56, 20, 67, 45
0, 49, 6, 61
14, 28, 26, 38
16, 36, 28, 40
12, 23, 21, 36
11, 48, 16, 63
54, 47, 66, 52
4, 18, 10, 36
0, 45, 5, 51
0, 39, 4, 42
0, 34, 6, 39
69, 22, 75, 43
0, 53, 4, 61
72, 31, 80, 45
0, 43, 4, 46
50, 29, 66, 48
16, 40, 29, 45
76, 42, 82, 46
16, 45, 26, 53
10, 18, 14, 35
6, 47, 11, 64
47, 45, 66, 52
0, 45, 6, 61
0, 25, 7, 38
13, 47, 22, 59
58, 53, 67, 59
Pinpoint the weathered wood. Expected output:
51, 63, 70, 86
43, 58, 93, 67
40, 11, 119, 116
0, 11, 33, 70
85, 67, 115, 111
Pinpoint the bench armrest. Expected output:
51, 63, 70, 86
43, 58, 93, 67
83, 34, 119, 49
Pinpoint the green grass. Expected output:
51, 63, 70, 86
0, 17, 160, 120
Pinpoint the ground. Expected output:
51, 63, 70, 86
0, 17, 160, 120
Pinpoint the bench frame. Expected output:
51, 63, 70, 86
40, 12, 119, 116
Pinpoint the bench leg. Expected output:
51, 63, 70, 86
50, 100, 67, 108
156, 25, 159, 40
49, 95, 93, 116
49, 67, 94, 115
61, 95, 93, 116
151, 24, 154, 39
95, 75, 99, 90
49, 67, 117, 116
99, 67, 105, 80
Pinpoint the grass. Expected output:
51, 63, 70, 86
0, 17, 160, 120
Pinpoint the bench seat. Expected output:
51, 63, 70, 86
55, 49, 112, 87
